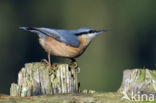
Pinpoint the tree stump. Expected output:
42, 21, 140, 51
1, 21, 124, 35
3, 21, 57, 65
8, 66, 156, 102
118, 69, 156, 101
10, 62, 80, 97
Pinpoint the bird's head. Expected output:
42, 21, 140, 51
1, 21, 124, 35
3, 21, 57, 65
75, 27, 106, 40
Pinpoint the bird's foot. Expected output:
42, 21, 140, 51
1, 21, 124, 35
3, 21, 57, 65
70, 61, 78, 68
48, 63, 57, 76
41, 59, 52, 67
70, 58, 78, 68
70, 59, 80, 71
41, 59, 57, 76
69, 61, 80, 74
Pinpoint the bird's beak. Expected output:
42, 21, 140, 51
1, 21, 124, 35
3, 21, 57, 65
96, 30, 107, 34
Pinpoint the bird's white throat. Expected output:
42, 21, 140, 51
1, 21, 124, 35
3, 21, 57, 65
81, 33, 96, 40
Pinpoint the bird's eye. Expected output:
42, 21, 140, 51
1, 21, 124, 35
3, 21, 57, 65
89, 30, 96, 33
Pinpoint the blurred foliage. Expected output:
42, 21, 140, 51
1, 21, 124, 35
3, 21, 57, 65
0, 0, 156, 94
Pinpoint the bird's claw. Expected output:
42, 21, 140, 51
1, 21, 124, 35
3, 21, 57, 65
69, 61, 80, 74
47, 64, 57, 76
70, 61, 78, 68
41, 59, 55, 75
69, 61, 80, 73
41, 59, 51, 67
48, 65, 57, 76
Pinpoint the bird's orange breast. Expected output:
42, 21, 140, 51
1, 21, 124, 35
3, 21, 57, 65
39, 36, 90, 58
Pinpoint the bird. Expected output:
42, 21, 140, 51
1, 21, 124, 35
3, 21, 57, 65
19, 27, 106, 66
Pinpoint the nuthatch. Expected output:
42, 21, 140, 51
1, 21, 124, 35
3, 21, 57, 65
20, 27, 106, 65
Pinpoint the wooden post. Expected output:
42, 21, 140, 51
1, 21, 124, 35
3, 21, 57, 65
10, 62, 80, 97
118, 69, 156, 99
1, 68, 155, 102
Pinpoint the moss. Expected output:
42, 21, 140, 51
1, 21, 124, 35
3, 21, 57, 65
0, 92, 142, 103
138, 70, 146, 83
149, 71, 156, 80
4, 92, 156, 103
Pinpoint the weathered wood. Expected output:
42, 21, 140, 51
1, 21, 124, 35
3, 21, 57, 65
10, 62, 80, 97
8, 67, 156, 102
118, 69, 156, 101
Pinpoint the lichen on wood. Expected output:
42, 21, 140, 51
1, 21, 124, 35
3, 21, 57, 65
10, 62, 79, 97
118, 69, 156, 94
118, 69, 156, 101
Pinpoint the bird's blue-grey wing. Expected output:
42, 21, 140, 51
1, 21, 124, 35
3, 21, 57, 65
19, 27, 80, 47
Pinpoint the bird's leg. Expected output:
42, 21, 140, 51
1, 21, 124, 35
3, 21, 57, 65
41, 53, 57, 76
41, 52, 51, 66
48, 52, 51, 65
47, 53, 58, 75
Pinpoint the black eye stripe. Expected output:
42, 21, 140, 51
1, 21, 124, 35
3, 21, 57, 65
75, 30, 97, 35
89, 30, 97, 33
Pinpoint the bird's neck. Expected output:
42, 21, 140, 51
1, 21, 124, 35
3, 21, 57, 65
79, 35, 94, 47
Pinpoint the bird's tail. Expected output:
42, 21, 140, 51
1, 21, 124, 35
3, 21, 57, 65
19, 27, 37, 31
19, 27, 48, 38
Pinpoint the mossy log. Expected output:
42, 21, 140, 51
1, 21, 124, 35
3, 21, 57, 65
6, 63, 156, 102
10, 62, 80, 97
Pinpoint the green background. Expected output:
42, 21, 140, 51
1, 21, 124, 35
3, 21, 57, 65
0, 0, 156, 94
